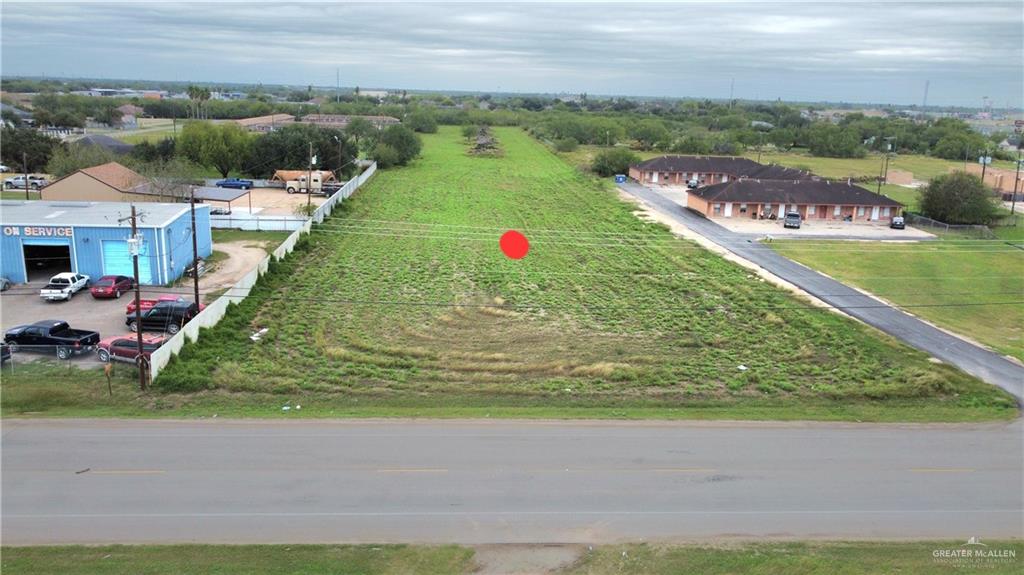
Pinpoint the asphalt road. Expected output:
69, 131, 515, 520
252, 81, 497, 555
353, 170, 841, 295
2, 419, 1021, 544
618, 182, 1024, 401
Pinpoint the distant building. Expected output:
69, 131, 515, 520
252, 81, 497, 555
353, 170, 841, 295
629, 156, 812, 187
298, 114, 400, 130
359, 90, 389, 99
41, 162, 166, 203
75, 134, 135, 155
687, 179, 903, 222
234, 113, 295, 132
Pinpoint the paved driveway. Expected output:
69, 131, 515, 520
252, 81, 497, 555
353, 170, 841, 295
618, 181, 1024, 401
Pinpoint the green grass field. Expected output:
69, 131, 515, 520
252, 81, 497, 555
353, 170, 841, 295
0, 190, 40, 201
565, 542, 1024, 575
556, 144, 1010, 182
772, 240, 1024, 361
0, 544, 474, 575
140, 126, 1016, 419
3, 541, 1020, 574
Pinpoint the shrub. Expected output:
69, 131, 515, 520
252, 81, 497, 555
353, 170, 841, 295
918, 172, 1000, 225
377, 125, 422, 166
554, 137, 579, 152
372, 143, 401, 169
591, 148, 639, 176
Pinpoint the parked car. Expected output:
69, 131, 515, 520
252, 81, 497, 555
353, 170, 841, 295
687, 178, 700, 189
125, 295, 205, 315
215, 178, 254, 190
210, 206, 232, 216
40, 272, 90, 301
0, 164, 10, 173
4, 175, 48, 189
0, 277, 10, 291
89, 275, 134, 299
97, 334, 165, 363
126, 300, 199, 335
4, 320, 101, 359
890, 216, 905, 230
783, 212, 802, 229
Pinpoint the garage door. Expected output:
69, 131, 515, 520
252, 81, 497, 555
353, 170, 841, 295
103, 240, 153, 284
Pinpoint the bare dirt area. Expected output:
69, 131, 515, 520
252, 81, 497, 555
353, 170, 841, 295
472, 544, 584, 575
238, 187, 327, 216
201, 241, 271, 292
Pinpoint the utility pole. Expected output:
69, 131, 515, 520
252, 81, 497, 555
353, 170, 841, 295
126, 206, 147, 391
1012, 149, 1021, 216
22, 152, 30, 200
190, 187, 201, 306
306, 141, 313, 212
981, 149, 990, 183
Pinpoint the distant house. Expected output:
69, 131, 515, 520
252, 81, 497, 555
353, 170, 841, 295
116, 104, 144, 128
687, 179, 903, 222
76, 134, 135, 155
629, 155, 811, 187
41, 162, 176, 203
234, 114, 295, 132
298, 114, 400, 130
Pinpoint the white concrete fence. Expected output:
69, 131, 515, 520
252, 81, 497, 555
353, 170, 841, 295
148, 162, 377, 382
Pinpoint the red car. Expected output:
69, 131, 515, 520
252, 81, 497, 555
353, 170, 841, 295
90, 275, 134, 299
125, 295, 205, 315
97, 334, 165, 363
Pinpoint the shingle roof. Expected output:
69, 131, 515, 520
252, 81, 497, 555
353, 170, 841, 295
76, 134, 135, 155
78, 162, 149, 193
0, 200, 200, 228
691, 179, 903, 207
234, 114, 295, 127
632, 155, 813, 180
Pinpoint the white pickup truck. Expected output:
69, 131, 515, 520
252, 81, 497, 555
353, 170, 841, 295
39, 272, 90, 302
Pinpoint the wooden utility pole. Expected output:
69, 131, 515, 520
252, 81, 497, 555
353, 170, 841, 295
1012, 149, 1021, 216
129, 206, 147, 390
22, 152, 30, 200
190, 187, 201, 306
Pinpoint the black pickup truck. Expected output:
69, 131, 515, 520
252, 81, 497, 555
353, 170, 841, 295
4, 320, 101, 359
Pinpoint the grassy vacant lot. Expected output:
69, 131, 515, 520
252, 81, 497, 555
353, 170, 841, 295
0, 544, 473, 575
556, 143, 1012, 182
0, 190, 40, 201
772, 240, 1024, 361
141, 126, 1017, 420
565, 542, 1024, 575
211, 228, 292, 251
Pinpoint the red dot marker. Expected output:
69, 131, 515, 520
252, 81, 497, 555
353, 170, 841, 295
499, 230, 529, 259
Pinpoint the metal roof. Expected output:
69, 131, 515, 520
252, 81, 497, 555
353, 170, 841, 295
193, 186, 250, 202
0, 200, 204, 228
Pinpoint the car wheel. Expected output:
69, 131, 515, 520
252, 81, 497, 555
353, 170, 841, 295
115, 290, 121, 298
241, 185, 249, 190
287, 187, 295, 194
128, 321, 139, 333
7, 342, 19, 353
98, 349, 110, 362
167, 323, 181, 335
56, 347, 71, 360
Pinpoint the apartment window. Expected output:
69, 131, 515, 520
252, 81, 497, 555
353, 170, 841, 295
739, 203, 748, 213
807, 205, 816, 215
857, 207, 866, 216
882, 207, 891, 216
713, 203, 722, 215
834, 205, 841, 216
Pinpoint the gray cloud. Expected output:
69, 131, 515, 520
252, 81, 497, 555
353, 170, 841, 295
1, 1, 1021, 106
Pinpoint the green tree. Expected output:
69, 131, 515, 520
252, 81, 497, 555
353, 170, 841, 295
371, 143, 401, 169
629, 119, 670, 150
244, 123, 357, 178
918, 172, 999, 225
806, 123, 865, 158
405, 108, 438, 133
45, 142, 118, 178
376, 125, 422, 166
461, 125, 478, 142
178, 121, 251, 177
345, 117, 377, 153
554, 137, 579, 152
1, 127, 59, 172
591, 148, 639, 176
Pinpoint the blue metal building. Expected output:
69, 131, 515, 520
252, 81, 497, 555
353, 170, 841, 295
1, 200, 211, 285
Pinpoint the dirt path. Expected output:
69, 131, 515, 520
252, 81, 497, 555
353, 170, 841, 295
201, 241, 271, 291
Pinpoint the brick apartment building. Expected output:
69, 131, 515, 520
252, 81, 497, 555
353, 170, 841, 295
628, 155, 812, 186
687, 179, 903, 222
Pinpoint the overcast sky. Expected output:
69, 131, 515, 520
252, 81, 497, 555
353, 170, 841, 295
2, 1, 1021, 107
